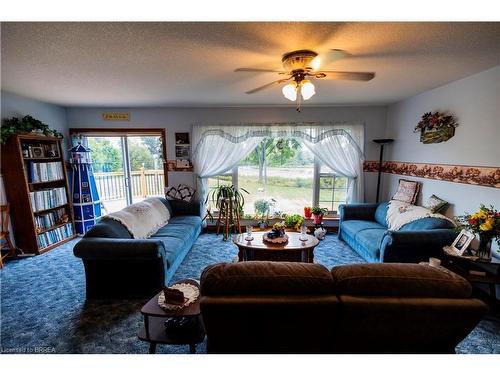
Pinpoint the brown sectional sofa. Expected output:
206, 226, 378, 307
200, 261, 488, 354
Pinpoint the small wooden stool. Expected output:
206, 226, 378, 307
0, 204, 18, 268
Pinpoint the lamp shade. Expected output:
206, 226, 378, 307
301, 80, 315, 100
282, 82, 297, 101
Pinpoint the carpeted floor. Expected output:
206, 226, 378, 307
1, 233, 499, 354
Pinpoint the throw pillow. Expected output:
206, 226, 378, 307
425, 194, 449, 214
176, 184, 196, 202
392, 179, 420, 204
165, 186, 179, 200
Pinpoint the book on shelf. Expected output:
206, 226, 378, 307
27, 161, 64, 183
29, 187, 68, 212
37, 223, 74, 249
34, 208, 68, 231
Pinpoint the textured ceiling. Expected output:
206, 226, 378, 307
1, 22, 499, 107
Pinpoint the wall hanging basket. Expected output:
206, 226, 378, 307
419, 126, 456, 144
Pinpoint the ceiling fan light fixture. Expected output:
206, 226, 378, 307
282, 82, 297, 101
300, 80, 315, 100
311, 56, 321, 71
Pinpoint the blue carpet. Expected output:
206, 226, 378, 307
1, 233, 499, 354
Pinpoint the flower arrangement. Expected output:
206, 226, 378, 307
272, 221, 286, 231
455, 204, 500, 259
414, 111, 458, 144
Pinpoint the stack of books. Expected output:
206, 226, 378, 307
34, 208, 67, 230
27, 161, 63, 183
37, 223, 74, 248
29, 187, 67, 212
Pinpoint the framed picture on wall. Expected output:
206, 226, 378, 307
175, 132, 190, 145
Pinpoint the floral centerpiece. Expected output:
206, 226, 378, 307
414, 111, 458, 144
455, 205, 500, 260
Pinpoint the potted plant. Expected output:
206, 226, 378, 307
304, 206, 312, 219
311, 206, 328, 225
1, 115, 63, 144
455, 204, 500, 260
204, 184, 248, 240
284, 213, 305, 231
254, 199, 270, 229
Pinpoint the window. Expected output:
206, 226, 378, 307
206, 137, 348, 217
318, 165, 348, 213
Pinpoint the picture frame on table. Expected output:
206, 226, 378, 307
450, 229, 475, 256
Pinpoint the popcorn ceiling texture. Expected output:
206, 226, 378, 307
2, 22, 499, 106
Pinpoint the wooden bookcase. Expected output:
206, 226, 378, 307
1, 133, 76, 254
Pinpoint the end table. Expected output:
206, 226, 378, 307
138, 279, 205, 354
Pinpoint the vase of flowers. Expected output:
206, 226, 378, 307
455, 205, 500, 260
414, 111, 458, 144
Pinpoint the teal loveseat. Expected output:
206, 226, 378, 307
338, 202, 456, 263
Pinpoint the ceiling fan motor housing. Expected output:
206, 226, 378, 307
281, 50, 318, 71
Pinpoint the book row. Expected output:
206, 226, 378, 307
37, 223, 74, 249
27, 161, 64, 183
34, 208, 67, 230
29, 187, 68, 212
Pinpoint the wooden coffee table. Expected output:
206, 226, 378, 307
233, 232, 320, 263
138, 279, 205, 354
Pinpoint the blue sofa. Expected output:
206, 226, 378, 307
338, 202, 456, 263
74, 197, 202, 299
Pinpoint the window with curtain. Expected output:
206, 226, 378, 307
192, 122, 364, 217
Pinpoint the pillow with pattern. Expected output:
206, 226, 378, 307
176, 184, 196, 202
425, 194, 449, 214
165, 186, 180, 200
392, 179, 421, 204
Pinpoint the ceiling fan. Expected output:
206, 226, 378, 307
235, 49, 375, 112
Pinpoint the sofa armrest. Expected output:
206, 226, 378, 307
339, 203, 379, 222
169, 199, 202, 217
73, 237, 165, 260
380, 229, 457, 263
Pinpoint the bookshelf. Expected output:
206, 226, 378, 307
1, 133, 76, 254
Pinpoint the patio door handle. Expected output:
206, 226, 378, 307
124, 177, 130, 188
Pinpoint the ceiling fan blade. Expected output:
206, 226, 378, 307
315, 49, 350, 69
245, 77, 291, 94
235, 68, 288, 74
314, 71, 375, 81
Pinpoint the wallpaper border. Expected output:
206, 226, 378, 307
363, 160, 500, 189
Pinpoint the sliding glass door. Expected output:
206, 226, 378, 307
73, 130, 166, 214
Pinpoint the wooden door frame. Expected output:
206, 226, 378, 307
69, 128, 168, 187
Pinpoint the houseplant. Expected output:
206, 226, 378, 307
204, 184, 248, 240
304, 206, 312, 219
414, 111, 458, 144
1, 115, 63, 144
311, 206, 328, 225
254, 199, 270, 229
284, 213, 304, 231
455, 204, 500, 260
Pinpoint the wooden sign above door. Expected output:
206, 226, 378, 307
102, 112, 130, 121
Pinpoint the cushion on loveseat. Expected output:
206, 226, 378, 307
374, 202, 389, 227
399, 217, 455, 231
201, 261, 334, 295
331, 263, 472, 298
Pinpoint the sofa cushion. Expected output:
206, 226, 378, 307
152, 216, 202, 240
374, 202, 389, 227
399, 217, 455, 231
331, 263, 472, 298
354, 229, 386, 260
201, 261, 334, 295
340, 220, 386, 240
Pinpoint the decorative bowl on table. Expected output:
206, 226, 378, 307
263, 221, 288, 244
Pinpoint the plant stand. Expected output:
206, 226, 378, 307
215, 198, 241, 240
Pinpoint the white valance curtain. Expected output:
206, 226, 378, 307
192, 122, 365, 212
